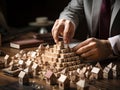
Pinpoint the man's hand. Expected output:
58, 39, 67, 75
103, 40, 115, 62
73, 38, 113, 61
52, 19, 75, 44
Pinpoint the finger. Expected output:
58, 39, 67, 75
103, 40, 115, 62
73, 40, 90, 51
81, 48, 97, 58
81, 48, 100, 61
84, 54, 96, 61
73, 38, 97, 51
54, 25, 64, 43
52, 19, 59, 35
52, 20, 65, 43
63, 20, 71, 43
76, 42, 97, 55
85, 54, 98, 61
66, 22, 75, 43
52, 20, 59, 43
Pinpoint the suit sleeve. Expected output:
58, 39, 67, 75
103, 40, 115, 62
108, 35, 120, 56
59, 0, 84, 29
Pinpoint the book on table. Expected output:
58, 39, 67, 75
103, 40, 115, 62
10, 38, 44, 49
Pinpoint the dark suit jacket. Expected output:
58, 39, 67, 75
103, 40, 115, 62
59, 0, 120, 55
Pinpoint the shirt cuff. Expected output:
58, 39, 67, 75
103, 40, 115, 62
108, 35, 120, 56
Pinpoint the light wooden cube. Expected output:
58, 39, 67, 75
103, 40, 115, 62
60, 54, 67, 58
58, 58, 64, 63
62, 63, 67, 67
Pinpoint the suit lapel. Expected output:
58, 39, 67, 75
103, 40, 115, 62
110, 0, 120, 31
91, 0, 102, 36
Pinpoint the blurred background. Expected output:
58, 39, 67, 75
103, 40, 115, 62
3, 0, 70, 27
0, 0, 88, 43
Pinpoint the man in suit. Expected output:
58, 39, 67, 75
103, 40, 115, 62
52, 0, 120, 61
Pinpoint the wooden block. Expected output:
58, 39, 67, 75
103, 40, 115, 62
4, 54, 9, 60
26, 59, 32, 66
71, 62, 76, 65
56, 67, 64, 72
82, 67, 87, 74
57, 45, 64, 50
18, 59, 24, 65
70, 57, 73, 61
76, 61, 81, 65
49, 48, 52, 53
26, 51, 31, 57
52, 58, 58, 63
62, 58, 66, 62
32, 62, 38, 69
69, 62, 73, 66
58, 41, 64, 48
57, 63, 63, 67
21, 53, 27, 60
15, 53, 21, 58
58, 58, 64, 63
62, 63, 67, 67
60, 49, 68, 53
67, 58, 72, 62
69, 66, 73, 71
31, 51, 37, 58
55, 49, 61, 54
60, 54, 67, 58
45, 45, 50, 49
38, 44, 45, 50
53, 45, 57, 49
54, 53, 60, 58
19, 50, 26, 54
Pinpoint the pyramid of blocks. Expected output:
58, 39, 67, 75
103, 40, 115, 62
41, 41, 81, 73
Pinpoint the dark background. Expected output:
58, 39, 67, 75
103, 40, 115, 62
5, 0, 70, 27
0, 0, 88, 40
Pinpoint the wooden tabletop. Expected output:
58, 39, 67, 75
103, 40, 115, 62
0, 32, 120, 90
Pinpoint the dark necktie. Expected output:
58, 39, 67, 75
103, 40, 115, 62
99, 0, 111, 39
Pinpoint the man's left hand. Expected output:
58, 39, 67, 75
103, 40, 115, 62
73, 38, 113, 61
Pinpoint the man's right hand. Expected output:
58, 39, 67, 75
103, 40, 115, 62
52, 19, 75, 44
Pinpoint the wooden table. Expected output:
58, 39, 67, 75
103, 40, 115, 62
0, 32, 120, 90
